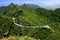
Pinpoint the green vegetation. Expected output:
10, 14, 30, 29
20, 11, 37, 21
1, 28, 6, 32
0, 3, 60, 40
1, 36, 37, 40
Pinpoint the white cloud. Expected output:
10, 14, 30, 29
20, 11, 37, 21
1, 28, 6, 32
40, 0, 60, 9
42, 0, 60, 6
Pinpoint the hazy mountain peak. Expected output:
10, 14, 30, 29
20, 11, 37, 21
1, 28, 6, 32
21, 4, 40, 9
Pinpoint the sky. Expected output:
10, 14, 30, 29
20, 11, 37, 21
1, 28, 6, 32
0, 0, 60, 9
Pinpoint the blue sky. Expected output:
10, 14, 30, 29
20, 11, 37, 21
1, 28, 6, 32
0, 0, 60, 9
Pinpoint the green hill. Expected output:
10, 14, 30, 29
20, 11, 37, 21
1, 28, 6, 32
0, 3, 60, 40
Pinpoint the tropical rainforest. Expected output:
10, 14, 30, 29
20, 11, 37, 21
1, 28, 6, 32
0, 3, 60, 40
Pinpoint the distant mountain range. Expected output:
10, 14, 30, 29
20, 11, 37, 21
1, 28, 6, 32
21, 4, 40, 9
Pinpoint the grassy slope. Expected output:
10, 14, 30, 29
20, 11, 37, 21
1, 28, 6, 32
22, 9, 50, 26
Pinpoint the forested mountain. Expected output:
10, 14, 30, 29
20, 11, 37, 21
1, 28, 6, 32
0, 3, 60, 40
21, 4, 40, 9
